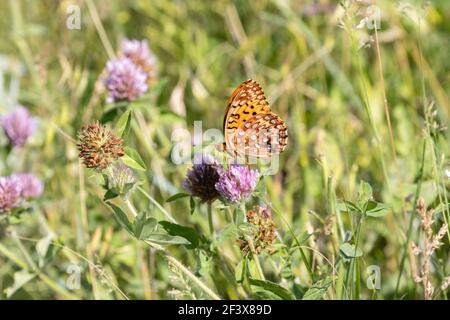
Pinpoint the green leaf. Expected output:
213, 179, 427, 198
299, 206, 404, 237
122, 147, 146, 171
235, 259, 246, 283
252, 290, 282, 300
281, 260, 294, 280
337, 200, 361, 214
102, 174, 109, 189
247, 258, 260, 279
216, 224, 238, 246
189, 196, 195, 215
133, 212, 158, 240
434, 202, 450, 214
4, 270, 36, 298
100, 107, 120, 124
302, 277, 333, 300
166, 193, 190, 203
116, 109, 132, 138
237, 222, 256, 237
103, 189, 119, 201
234, 206, 245, 226
358, 180, 373, 204
36, 234, 54, 267
107, 203, 133, 235
248, 278, 296, 300
159, 221, 200, 248
340, 243, 363, 259
149, 78, 168, 96
365, 200, 389, 218
144, 233, 190, 245
122, 182, 136, 194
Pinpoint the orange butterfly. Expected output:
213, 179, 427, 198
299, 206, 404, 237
222, 79, 288, 159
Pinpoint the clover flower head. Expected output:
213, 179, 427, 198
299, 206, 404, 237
1, 106, 37, 147
0, 176, 22, 213
215, 164, 259, 204
183, 154, 224, 203
12, 173, 44, 198
120, 39, 158, 83
77, 122, 124, 171
104, 58, 148, 103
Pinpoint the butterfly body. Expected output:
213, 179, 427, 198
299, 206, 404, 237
222, 79, 288, 159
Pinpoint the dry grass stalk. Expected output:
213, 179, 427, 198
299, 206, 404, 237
411, 198, 448, 299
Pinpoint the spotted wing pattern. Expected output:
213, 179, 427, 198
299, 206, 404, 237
223, 79, 288, 158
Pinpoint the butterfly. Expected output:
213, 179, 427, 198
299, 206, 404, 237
222, 79, 288, 159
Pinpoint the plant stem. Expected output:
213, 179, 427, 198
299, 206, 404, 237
10, 229, 37, 270
78, 160, 100, 299
207, 203, 214, 237
353, 215, 364, 300
106, 197, 219, 299
257, 196, 316, 282
344, 213, 364, 299
374, 23, 397, 160
238, 203, 265, 281
3, 232, 80, 300
207, 203, 218, 250
328, 176, 345, 242
85, 0, 116, 60
125, 198, 138, 218
248, 240, 265, 281
144, 240, 221, 300
394, 140, 426, 297
137, 186, 177, 223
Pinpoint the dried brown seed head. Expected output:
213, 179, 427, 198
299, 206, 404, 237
77, 122, 124, 171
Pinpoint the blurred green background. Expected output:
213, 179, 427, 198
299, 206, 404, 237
0, 0, 449, 299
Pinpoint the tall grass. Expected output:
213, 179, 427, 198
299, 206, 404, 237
0, 0, 448, 300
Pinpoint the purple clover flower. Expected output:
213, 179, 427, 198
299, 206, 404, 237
215, 165, 259, 204
1, 106, 37, 147
104, 58, 148, 103
121, 39, 158, 81
12, 173, 44, 198
183, 154, 224, 203
0, 176, 22, 213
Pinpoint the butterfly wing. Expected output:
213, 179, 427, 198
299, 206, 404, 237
228, 113, 288, 158
223, 79, 271, 137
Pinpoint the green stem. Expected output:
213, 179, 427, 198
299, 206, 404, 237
353, 215, 364, 300
344, 213, 364, 299
137, 186, 177, 223
207, 203, 219, 251
328, 176, 345, 242
85, 0, 116, 59
394, 140, 426, 297
144, 240, 221, 300
0, 242, 28, 269
125, 198, 138, 218
248, 240, 265, 281
107, 196, 220, 300
0, 234, 79, 300
10, 230, 37, 271
207, 203, 214, 237
257, 196, 316, 282
239, 203, 265, 281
